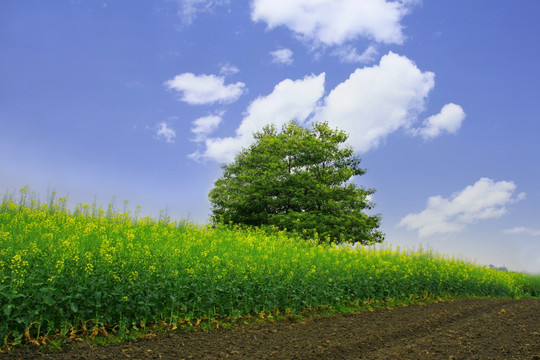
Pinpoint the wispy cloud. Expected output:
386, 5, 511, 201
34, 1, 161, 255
332, 45, 378, 64
399, 178, 526, 237
270, 48, 293, 65
155, 122, 176, 143
164, 73, 246, 105
191, 113, 223, 142
125, 80, 143, 89
219, 64, 240, 76
503, 227, 540, 236
176, 0, 229, 25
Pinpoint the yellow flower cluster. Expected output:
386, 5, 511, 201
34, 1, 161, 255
0, 187, 536, 346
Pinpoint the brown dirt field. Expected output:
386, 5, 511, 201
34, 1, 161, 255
4, 298, 540, 360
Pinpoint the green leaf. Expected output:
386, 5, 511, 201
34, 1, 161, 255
3, 303, 13, 317
43, 295, 55, 306
70, 302, 78, 313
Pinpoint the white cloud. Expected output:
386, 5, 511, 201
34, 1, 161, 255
164, 73, 246, 105
191, 114, 223, 142
332, 45, 378, 64
193, 73, 326, 163
190, 52, 465, 162
503, 227, 540, 236
413, 103, 466, 140
177, 0, 229, 25
270, 48, 294, 65
399, 178, 526, 237
312, 52, 435, 153
251, 0, 414, 46
155, 122, 176, 143
219, 64, 240, 76
126, 80, 143, 89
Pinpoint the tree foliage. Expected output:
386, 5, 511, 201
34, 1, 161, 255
208, 121, 384, 244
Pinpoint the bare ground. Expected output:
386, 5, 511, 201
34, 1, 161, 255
4, 298, 540, 360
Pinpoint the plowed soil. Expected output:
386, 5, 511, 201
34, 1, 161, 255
4, 299, 540, 360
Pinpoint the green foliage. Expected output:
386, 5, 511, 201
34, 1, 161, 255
209, 121, 384, 245
522, 274, 540, 297
0, 187, 536, 347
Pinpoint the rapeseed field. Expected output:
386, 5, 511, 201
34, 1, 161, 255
0, 187, 537, 347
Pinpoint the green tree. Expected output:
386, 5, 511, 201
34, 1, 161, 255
208, 121, 384, 245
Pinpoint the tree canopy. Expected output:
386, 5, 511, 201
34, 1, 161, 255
208, 121, 384, 245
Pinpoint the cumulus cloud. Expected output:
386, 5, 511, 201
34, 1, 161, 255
413, 103, 466, 140
155, 122, 176, 143
164, 73, 246, 105
186, 52, 465, 162
191, 114, 223, 142
189, 52, 465, 163
503, 227, 540, 236
312, 52, 435, 153
332, 45, 378, 64
399, 178, 526, 237
251, 0, 414, 46
270, 48, 294, 65
193, 73, 325, 163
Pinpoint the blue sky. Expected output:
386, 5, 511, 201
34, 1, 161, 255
1, 0, 539, 273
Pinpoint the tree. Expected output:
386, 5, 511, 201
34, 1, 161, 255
208, 121, 384, 245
